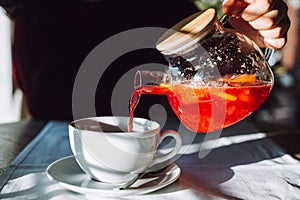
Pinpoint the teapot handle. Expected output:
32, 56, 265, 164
264, 48, 274, 64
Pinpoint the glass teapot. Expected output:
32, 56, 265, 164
130, 8, 274, 133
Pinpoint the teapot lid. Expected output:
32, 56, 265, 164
156, 8, 217, 55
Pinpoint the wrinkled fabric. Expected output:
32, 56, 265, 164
1, 121, 300, 199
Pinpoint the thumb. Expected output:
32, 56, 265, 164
222, 0, 251, 17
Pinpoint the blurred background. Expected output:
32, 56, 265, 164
0, 0, 299, 126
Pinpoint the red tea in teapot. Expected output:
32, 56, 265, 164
129, 74, 272, 133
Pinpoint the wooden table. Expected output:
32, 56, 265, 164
0, 120, 47, 175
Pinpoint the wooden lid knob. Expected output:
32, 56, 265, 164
156, 8, 217, 55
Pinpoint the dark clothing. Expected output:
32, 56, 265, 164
4, 0, 198, 120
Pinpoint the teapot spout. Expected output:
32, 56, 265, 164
134, 70, 172, 89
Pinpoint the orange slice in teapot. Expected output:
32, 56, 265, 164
223, 74, 257, 83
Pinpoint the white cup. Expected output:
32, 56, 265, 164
68, 116, 182, 183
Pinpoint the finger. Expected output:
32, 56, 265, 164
263, 36, 287, 50
259, 26, 286, 39
248, 9, 282, 30
222, 0, 250, 17
248, 0, 288, 30
227, 16, 253, 32
257, 16, 291, 38
227, 17, 287, 49
241, 0, 276, 21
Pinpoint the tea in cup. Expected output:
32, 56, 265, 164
68, 116, 182, 183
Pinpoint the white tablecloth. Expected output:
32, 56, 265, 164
1, 121, 300, 199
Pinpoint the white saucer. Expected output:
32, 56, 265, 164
46, 156, 181, 197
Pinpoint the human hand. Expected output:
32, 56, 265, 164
222, 0, 290, 49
